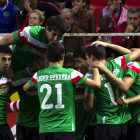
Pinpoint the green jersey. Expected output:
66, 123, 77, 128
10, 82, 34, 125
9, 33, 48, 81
28, 65, 87, 133
11, 26, 47, 71
75, 85, 90, 140
92, 55, 131, 124
124, 62, 140, 126
0, 75, 12, 124
85, 71, 97, 126
10, 68, 40, 127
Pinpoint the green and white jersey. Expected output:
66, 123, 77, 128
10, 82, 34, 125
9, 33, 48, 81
10, 68, 40, 127
75, 85, 90, 140
124, 62, 140, 126
91, 55, 131, 124
11, 26, 47, 71
28, 65, 87, 133
85, 71, 97, 126
0, 75, 12, 124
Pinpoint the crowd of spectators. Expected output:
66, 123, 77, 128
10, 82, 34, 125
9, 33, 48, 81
1, 0, 139, 55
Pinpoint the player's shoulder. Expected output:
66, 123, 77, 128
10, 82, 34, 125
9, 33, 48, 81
0, 75, 12, 87
125, 61, 140, 74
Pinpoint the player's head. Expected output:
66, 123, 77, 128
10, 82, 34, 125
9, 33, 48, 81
64, 53, 75, 69
60, 8, 74, 29
0, 0, 6, 7
28, 9, 45, 26
0, 45, 12, 73
85, 44, 106, 65
46, 41, 65, 63
73, 47, 88, 74
45, 16, 67, 42
28, 56, 48, 75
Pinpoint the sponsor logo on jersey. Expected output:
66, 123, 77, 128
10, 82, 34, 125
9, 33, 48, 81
20, 31, 25, 37
38, 74, 71, 81
75, 94, 84, 100
113, 67, 120, 76
26, 91, 38, 96
0, 87, 9, 94
30, 48, 47, 57
100, 74, 107, 81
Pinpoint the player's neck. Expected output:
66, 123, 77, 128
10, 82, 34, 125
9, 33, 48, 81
49, 61, 63, 67
98, 59, 106, 65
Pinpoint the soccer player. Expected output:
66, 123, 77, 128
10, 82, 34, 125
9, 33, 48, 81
73, 47, 90, 140
117, 61, 140, 140
85, 44, 140, 140
0, 45, 13, 140
9, 57, 47, 140
84, 41, 132, 140
23, 41, 101, 140
0, 15, 67, 71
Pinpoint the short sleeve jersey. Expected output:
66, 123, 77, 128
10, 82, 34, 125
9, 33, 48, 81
91, 55, 131, 124
28, 65, 87, 133
11, 26, 47, 71
124, 62, 140, 126
75, 85, 90, 140
85, 71, 97, 126
0, 75, 12, 124
10, 68, 40, 127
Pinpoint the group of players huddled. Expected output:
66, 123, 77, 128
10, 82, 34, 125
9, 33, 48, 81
0, 15, 140, 140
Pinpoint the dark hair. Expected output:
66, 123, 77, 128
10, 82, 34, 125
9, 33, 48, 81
128, 7, 140, 18
64, 53, 75, 67
46, 41, 65, 62
85, 45, 106, 60
28, 56, 48, 75
60, 8, 74, 18
0, 45, 12, 54
73, 47, 87, 60
45, 15, 67, 33
105, 48, 118, 59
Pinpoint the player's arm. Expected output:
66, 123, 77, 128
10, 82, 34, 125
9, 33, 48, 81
23, 82, 34, 91
93, 41, 131, 55
23, 73, 37, 91
128, 48, 140, 61
117, 95, 140, 105
83, 91, 94, 111
91, 61, 134, 93
84, 68, 101, 89
0, 33, 15, 45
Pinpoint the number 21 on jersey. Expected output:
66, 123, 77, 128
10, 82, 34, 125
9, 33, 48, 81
40, 83, 65, 109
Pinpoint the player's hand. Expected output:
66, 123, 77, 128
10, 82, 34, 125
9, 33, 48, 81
72, 5, 78, 14
90, 41, 109, 47
4, 69, 14, 78
24, 0, 32, 12
90, 61, 107, 72
116, 97, 129, 105
125, 24, 135, 33
109, 4, 116, 12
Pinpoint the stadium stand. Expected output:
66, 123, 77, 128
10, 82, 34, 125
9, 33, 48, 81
89, 0, 107, 32
125, 0, 140, 10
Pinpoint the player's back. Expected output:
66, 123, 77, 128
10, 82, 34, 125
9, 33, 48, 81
94, 55, 131, 124
35, 65, 86, 133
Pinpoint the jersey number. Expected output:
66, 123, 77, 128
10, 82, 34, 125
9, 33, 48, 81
105, 82, 118, 105
40, 83, 65, 109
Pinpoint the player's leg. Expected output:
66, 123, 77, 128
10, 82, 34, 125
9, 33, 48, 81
16, 124, 28, 140
119, 123, 127, 140
25, 127, 39, 140
53, 132, 75, 140
94, 124, 121, 140
39, 132, 53, 140
0, 123, 14, 140
85, 125, 96, 140
127, 123, 140, 140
